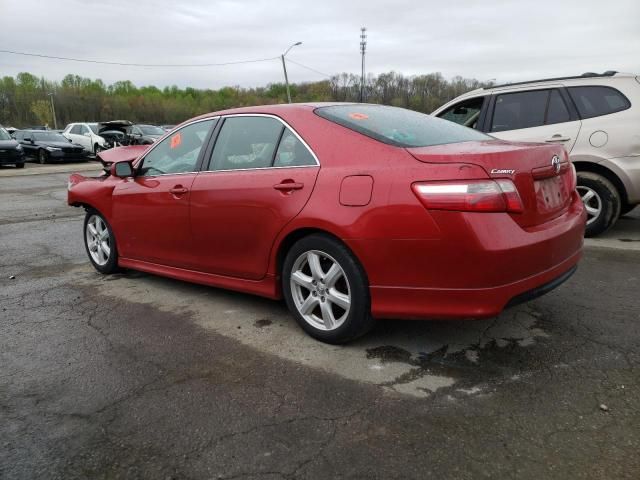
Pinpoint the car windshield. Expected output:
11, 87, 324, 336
34, 132, 68, 142
0, 129, 11, 141
139, 125, 165, 135
88, 123, 99, 134
315, 104, 490, 148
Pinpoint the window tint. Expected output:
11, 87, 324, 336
70, 125, 82, 134
316, 105, 489, 147
138, 119, 215, 176
491, 90, 549, 132
438, 97, 485, 129
210, 116, 284, 170
568, 86, 631, 119
546, 90, 570, 124
79, 125, 90, 135
273, 129, 316, 167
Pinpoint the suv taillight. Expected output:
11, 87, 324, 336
412, 179, 524, 213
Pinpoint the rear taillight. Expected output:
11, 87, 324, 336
412, 179, 524, 213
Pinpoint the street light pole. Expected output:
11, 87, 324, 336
281, 41, 302, 103
48, 93, 58, 130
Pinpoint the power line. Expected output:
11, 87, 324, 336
285, 59, 332, 79
0, 49, 280, 68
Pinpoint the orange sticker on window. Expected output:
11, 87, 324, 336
349, 112, 369, 120
170, 133, 182, 149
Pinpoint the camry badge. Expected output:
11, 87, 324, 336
490, 168, 515, 175
551, 155, 561, 173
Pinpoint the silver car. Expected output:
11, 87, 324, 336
432, 71, 640, 236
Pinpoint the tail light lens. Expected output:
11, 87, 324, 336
412, 179, 524, 213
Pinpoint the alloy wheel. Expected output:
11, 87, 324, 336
86, 214, 111, 266
577, 186, 602, 226
290, 250, 351, 331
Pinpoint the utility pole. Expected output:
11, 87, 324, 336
47, 93, 58, 130
282, 42, 302, 104
359, 27, 367, 103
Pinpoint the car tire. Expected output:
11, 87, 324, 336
94, 144, 103, 156
38, 149, 48, 164
83, 210, 119, 274
282, 234, 374, 344
577, 172, 621, 237
620, 203, 636, 217
15, 163, 24, 169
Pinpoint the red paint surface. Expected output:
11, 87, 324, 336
68, 104, 585, 320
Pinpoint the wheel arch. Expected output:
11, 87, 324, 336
573, 161, 628, 205
272, 226, 367, 287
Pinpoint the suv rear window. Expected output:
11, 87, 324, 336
315, 105, 489, 148
568, 86, 631, 119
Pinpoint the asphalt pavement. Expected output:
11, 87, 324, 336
1, 166, 639, 479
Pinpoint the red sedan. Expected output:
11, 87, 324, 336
68, 104, 585, 343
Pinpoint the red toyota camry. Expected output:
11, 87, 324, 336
68, 104, 585, 343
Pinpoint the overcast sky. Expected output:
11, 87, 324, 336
1, 0, 638, 89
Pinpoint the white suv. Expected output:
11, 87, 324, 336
62, 123, 108, 156
432, 71, 640, 236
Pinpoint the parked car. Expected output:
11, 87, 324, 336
0, 127, 25, 168
432, 71, 640, 236
16, 130, 87, 163
128, 124, 165, 144
67, 103, 585, 343
161, 124, 176, 131
63, 122, 108, 156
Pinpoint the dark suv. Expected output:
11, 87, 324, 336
0, 127, 25, 168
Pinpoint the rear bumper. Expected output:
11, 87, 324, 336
362, 193, 585, 320
370, 249, 581, 320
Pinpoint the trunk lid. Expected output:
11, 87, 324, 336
407, 140, 574, 227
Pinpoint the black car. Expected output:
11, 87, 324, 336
0, 127, 25, 168
129, 124, 165, 145
16, 130, 88, 164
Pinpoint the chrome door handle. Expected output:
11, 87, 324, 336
545, 135, 571, 143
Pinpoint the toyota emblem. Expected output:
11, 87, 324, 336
551, 155, 561, 173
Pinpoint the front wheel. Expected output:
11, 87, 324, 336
38, 149, 48, 164
577, 172, 621, 237
84, 210, 119, 274
94, 144, 104, 156
282, 234, 373, 344
15, 163, 24, 169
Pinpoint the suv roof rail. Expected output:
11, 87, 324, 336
491, 71, 618, 89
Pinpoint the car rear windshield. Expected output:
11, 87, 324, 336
315, 104, 489, 148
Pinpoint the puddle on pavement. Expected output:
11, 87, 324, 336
77, 270, 552, 399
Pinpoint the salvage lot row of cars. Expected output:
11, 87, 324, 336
0, 121, 174, 167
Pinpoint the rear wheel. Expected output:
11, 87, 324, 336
94, 144, 103, 156
84, 210, 119, 274
282, 234, 373, 344
15, 163, 24, 169
577, 172, 621, 237
38, 149, 48, 164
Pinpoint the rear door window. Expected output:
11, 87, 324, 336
568, 86, 631, 119
273, 128, 316, 167
209, 116, 284, 170
491, 90, 549, 132
545, 90, 571, 125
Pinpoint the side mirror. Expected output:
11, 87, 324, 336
111, 161, 134, 178
29, 138, 35, 144
68, 137, 73, 142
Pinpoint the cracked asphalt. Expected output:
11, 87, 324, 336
1, 169, 639, 479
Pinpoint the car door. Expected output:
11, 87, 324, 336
110, 118, 217, 268
18, 132, 37, 156
487, 88, 582, 152
189, 115, 320, 280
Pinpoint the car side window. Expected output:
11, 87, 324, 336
79, 125, 89, 135
15, 132, 24, 141
138, 119, 215, 177
70, 125, 81, 134
546, 90, 571, 125
210, 116, 284, 171
568, 86, 631, 119
438, 97, 485, 129
273, 128, 316, 167
491, 90, 549, 132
